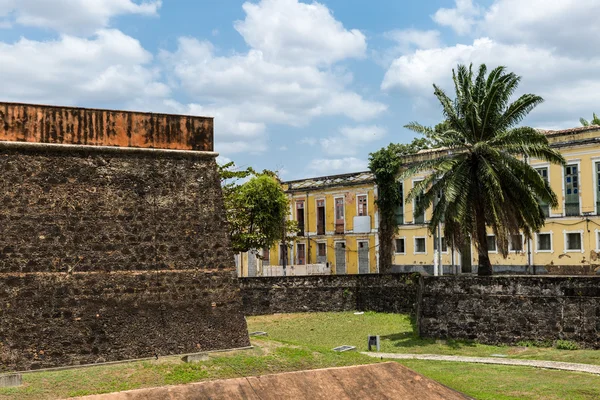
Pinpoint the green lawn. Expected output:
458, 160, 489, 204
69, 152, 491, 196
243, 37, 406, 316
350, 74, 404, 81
0, 342, 372, 400
247, 311, 600, 365
2, 311, 600, 399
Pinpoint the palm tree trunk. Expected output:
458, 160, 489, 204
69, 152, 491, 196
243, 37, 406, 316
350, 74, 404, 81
475, 203, 493, 276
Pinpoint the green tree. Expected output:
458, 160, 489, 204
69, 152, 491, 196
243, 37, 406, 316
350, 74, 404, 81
369, 138, 430, 273
580, 113, 600, 127
403, 64, 565, 275
219, 162, 295, 255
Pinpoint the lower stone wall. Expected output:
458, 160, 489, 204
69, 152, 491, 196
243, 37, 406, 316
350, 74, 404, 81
0, 271, 250, 372
239, 274, 419, 316
418, 276, 600, 348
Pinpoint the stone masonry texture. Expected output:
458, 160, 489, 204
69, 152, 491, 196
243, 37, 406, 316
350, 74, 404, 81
0, 103, 249, 372
418, 276, 600, 349
239, 274, 421, 316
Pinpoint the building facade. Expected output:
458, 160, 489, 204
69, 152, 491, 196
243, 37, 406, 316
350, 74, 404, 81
237, 171, 378, 276
393, 125, 600, 275
238, 125, 600, 276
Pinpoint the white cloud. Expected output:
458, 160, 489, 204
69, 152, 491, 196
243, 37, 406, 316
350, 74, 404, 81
481, 0, 600, 56
298, 137, 317, 146
307, 157, 368, 175
0, 0, 161, 34
161, 38, 385, 126
385, 29, 441, 52
234, 0, 366, 66
320, 125, 387, 156
381, 37, 600, 126
0, 29, 169, 107
432, 0, 480, 35
161, 1, 386, 157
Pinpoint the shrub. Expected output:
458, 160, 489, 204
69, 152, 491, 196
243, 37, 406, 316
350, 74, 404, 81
516, 340, 552, 348
555, 340, 579, 350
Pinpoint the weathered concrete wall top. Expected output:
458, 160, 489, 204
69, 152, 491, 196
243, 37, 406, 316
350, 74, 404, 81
0, 102, 213, 151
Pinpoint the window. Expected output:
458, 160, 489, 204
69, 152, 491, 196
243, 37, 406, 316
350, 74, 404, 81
395, 182, 404, 225
510, 234, 523, 252
335, 197, 345, 233
433, 237, 447, 252
537, 233, 552, 252
536, 167, 550, 217
414, 237, 426, 254
395, 238, 405, 254
413, 180, 425, 224
357, 195, 368, 216
317, 242, 327, 257
279, 244, 289, 265
487, 235, 497, 252
296, 201, 305, 236
262, 248, 270, 261
596, 162, 600, 215
564, 164, 580, 216
297, 243, 306, 265
566, 232, 582, 252
317, 199, 325, 235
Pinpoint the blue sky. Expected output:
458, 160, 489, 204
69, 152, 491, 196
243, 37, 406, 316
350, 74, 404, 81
1, 0, 599, 180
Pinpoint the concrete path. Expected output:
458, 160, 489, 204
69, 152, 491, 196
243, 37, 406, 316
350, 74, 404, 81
362, 352, 600, 375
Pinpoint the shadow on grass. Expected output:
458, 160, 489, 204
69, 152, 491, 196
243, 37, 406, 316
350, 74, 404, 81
381, 315, 477, 350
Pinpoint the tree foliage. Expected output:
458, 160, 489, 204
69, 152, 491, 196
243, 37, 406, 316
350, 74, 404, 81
219, 162, 295, 254
404, 63, 565, 275
580, 113, 600, 127
368, 139, 430, 273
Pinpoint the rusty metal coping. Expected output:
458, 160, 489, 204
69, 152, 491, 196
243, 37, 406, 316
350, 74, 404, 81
0, 140, 219, 159
0, 102, 214, 152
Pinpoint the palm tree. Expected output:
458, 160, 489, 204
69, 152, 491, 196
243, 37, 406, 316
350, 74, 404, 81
403, 64, 565, 275
580, 113, 600, 126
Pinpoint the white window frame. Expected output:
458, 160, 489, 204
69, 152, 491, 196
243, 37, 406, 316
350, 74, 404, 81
561, 160, 582, 217
315, 197, 327, 235
334, 195, 346, 232
413, 236, 427, 255
535, 232, 554, 253
412, 178, 425, 224
592, 157, 600, 216
532, 162, 556, 217
595, 229, 600, 252
509, 234, 524, 253
487, 234, 498, 254
333, 240, 347, 274
433, 236, 449, 254
316, 240, 328, 259
356, 193, 368, 217
394, 236, 406, 255
563, 229, 584, 253
357, 240, 370, 273
296, 242, 307, 265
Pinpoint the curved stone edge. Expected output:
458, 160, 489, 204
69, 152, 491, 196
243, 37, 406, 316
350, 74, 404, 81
362, 352, 600, 375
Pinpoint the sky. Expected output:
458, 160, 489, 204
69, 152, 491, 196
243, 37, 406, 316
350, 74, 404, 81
1, 0, 599, 180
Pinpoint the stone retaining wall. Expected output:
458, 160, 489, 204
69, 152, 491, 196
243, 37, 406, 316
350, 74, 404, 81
418, 276, 600, 348
239, 274, 420, 316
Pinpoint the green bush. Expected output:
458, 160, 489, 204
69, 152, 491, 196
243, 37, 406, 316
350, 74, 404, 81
555, 340, 579, 350
516, 340, 553, 348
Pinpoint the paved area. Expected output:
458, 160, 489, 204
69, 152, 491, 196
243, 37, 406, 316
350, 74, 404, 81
363, 352, 600, 375
74, 362, 470, 400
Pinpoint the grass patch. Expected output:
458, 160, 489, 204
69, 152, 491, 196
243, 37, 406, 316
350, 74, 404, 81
398, 360, 600, 400
247, 312, 600, 365
0, 341, 373, 400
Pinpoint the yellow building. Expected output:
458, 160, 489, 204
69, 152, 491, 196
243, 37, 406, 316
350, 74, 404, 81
237, 171, 378, 276
237, 125, 600, 276
393, 125, 600, 275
